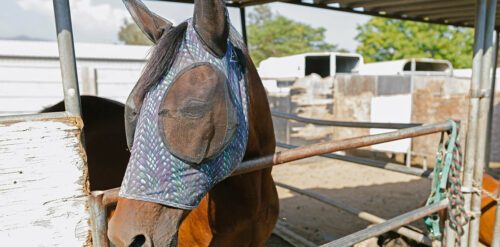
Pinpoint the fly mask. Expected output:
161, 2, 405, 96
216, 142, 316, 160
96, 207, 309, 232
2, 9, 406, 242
120, 19, 249, 209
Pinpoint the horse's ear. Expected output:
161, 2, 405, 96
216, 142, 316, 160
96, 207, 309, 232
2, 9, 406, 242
193, 0, 229, 57
123, 0, 172, 44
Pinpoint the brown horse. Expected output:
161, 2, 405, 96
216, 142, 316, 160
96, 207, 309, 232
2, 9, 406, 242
44, 95, 500, 246
106, 0, 278, 246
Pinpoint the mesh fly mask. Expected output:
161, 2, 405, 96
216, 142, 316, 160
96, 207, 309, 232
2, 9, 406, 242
120, 19, 249, 209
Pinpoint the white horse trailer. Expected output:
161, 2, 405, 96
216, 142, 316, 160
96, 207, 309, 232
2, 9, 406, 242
258, 52, 364, 95
359, 58, 453, 76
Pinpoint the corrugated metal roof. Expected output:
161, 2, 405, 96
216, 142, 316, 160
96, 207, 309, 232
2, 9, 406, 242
160, 0, 496, 29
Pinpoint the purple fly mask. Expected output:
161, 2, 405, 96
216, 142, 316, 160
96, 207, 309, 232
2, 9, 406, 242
119, 19, 249, 209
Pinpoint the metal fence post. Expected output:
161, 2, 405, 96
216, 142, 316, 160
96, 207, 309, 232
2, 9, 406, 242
53, 0, 82, 117
468, 0, 498, 246
490, 32, 500, 247
461, 0, 487, 246
486, 30, 499, 171
240, 7, 247, 45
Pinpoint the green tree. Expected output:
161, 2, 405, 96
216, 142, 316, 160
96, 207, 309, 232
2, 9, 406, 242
355, 17, 474, 68
118, 20, 153, 45
248, 5, 338, 66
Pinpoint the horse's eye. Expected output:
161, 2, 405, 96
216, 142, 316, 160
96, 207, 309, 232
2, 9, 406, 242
179, 99, 212, 118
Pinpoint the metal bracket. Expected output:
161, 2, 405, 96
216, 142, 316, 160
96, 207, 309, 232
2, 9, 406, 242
461, 186, 475, 193
470, 89, 491, 99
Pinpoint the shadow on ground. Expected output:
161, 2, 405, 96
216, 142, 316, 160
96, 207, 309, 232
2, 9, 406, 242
266, 178, 431, 247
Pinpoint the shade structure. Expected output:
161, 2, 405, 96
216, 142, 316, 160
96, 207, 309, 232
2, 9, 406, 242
156, 0, 498, 29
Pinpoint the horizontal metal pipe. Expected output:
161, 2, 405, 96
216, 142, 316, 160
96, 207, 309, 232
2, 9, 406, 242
272, 111, 422, 129
102, 188, 120, 206
273, 221, 317, 247
276, 142, 433, 178
90, 121, 451, 247
320, 199, 449, 247
276, 182, 433, 245
93, 121, 451, 206
233, 121, 453, 175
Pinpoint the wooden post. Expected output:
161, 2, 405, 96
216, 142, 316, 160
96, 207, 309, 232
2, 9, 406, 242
80, 67, 98, 96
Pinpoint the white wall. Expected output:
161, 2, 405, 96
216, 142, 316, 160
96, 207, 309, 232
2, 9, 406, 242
0, 40, 148, 116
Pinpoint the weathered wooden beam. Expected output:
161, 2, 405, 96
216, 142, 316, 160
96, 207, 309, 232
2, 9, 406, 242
0, 116, 90, 246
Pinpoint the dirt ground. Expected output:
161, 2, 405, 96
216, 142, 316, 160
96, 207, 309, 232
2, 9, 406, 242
264, 155, 433, 247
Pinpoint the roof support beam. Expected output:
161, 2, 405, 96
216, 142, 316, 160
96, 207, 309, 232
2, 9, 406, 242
381, 0, 472, 15
349, 0, 435, 10
404, 5, 475, 18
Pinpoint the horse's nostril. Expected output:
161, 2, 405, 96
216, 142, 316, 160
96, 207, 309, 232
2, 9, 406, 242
129, 235, 146, 247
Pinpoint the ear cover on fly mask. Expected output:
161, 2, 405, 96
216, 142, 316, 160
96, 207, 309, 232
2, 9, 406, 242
159, 63, 237, 164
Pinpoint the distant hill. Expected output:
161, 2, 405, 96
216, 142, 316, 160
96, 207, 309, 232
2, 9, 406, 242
0, 35, 50, 41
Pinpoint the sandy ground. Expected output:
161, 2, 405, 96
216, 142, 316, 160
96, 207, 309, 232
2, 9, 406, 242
264, 155, 433, 247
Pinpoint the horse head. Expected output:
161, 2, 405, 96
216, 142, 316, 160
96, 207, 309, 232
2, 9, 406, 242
108, 0, 254, 246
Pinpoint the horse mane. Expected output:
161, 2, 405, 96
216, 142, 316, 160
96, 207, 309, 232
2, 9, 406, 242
133, 22, 188, 106
228, 28, 248, 75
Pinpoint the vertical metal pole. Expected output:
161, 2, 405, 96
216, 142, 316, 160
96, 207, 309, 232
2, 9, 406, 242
486, 30, 499, 170
445, 219, 456, 247
406, 59, 416, 168
89, 192, 110, 247
53, 0, 82, 117
470, 0, 497, 246
461, 1, 487, 246
240, 7, 248, 45
490, 31, 500, 247
492, 193, 500, 247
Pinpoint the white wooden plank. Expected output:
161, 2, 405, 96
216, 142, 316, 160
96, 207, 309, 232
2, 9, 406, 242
96, 68, 142, 84
97, 83, 135, 100
0, 97, 63, 112
0, 118, 90, 246
0, 82, 64, 97
0, 66, 62, 83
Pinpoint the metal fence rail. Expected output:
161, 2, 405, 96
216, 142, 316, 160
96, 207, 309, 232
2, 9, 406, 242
276, 182, 433, 245
89, 120, 454, 246
271, 111, 422, 129
321, 200, 449, 247
5, 0, 495, 246
277, 142, 433, 178
271, 111, 426, 169
234, 121, 453, 175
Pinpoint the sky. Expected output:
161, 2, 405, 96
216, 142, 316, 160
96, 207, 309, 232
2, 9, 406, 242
1, 0, 370, 52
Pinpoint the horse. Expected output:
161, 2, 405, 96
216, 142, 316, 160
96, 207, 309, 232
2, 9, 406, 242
44, 95, 500, 246
106, 1, 279, 246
